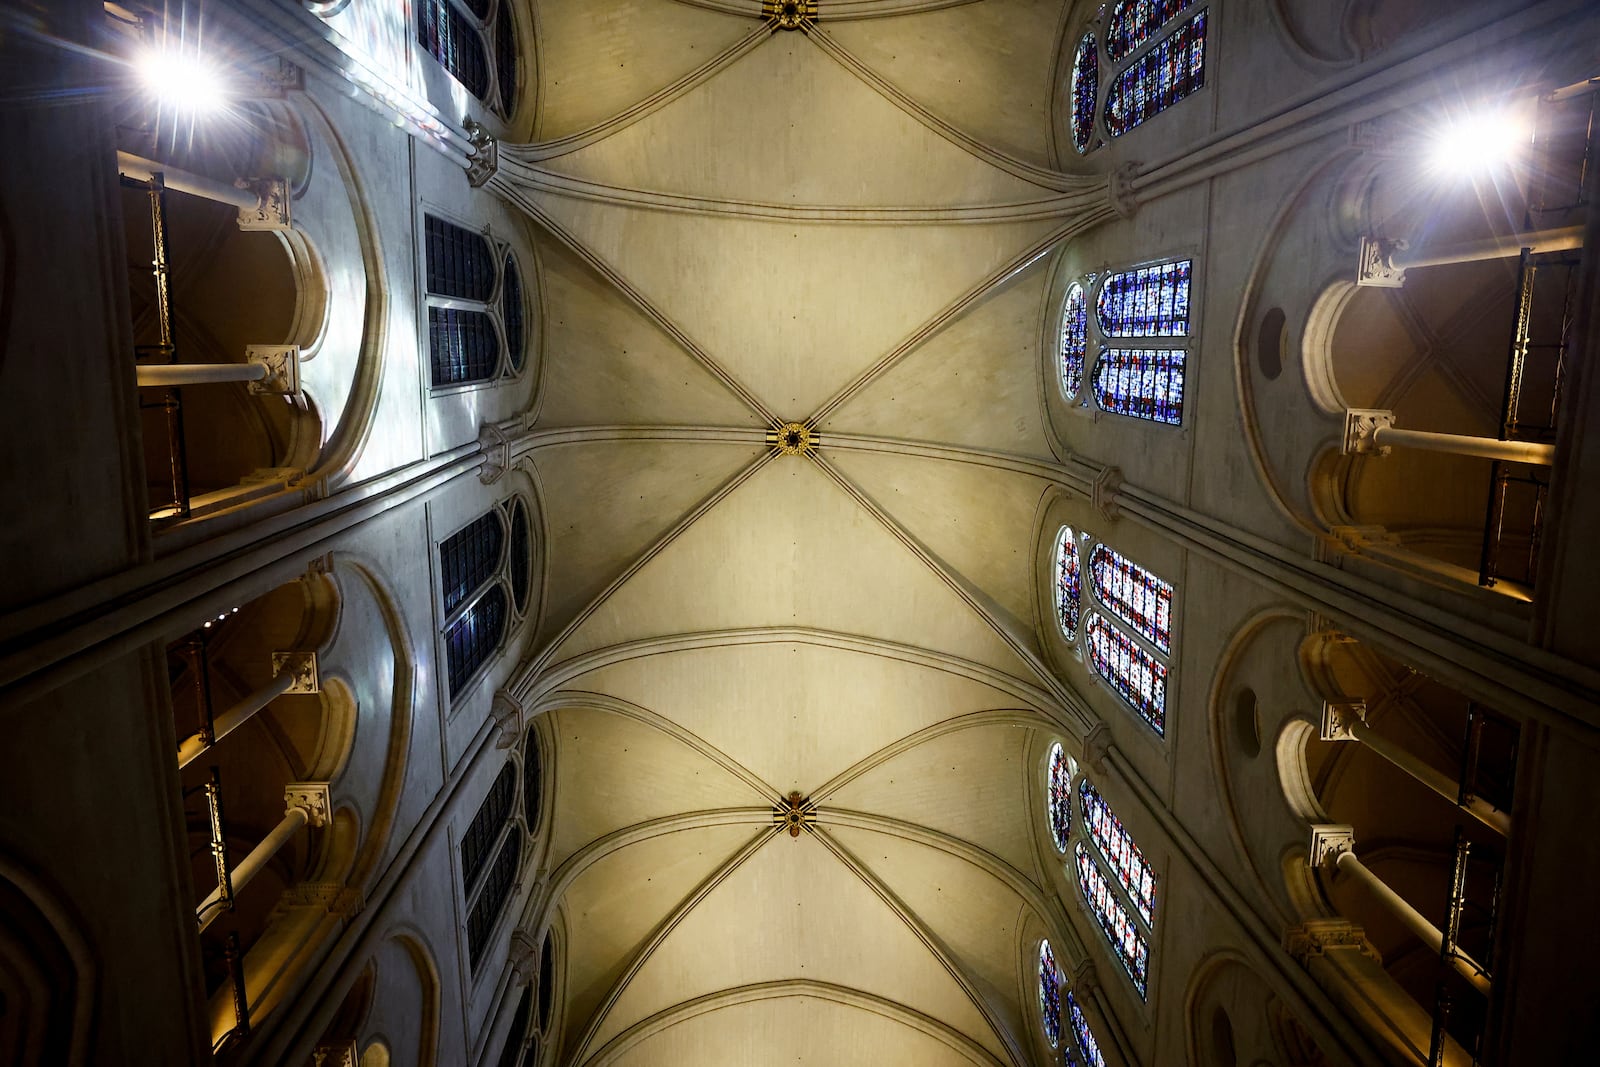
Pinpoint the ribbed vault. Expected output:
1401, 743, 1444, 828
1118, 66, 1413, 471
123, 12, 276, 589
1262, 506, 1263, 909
500, 3, 1102, 1061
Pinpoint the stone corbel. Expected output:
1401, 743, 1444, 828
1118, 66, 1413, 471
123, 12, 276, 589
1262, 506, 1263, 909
1091, 465, 1124, 523
1080, 721, 1112, 775
1356, 235, 1408, 288
271, 651, 321, 693
491, 689, 526, 750
246, 344, 302, 397
478, 422, 512, 485
1307, 824, 1355, 868
1319, 700, 1366, 742
1108, 161, 1139, 219
465, 119, 499, 188
285, 782, 334, 828
1070, 956, 1100, 995
1342, 408, 1394, 456
1284, 918, 1380, 965
236, 177, 292, 231
508, 928, 540, 984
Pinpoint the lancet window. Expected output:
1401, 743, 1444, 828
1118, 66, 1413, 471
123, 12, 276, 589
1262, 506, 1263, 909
439, 497, 533, 699
1070, 34, 1099, 154
423, 214, 529, 388
1104, 8, 1207, 137
418, 0, 519, 117
1064, 2, 1209, 154
1038, 939, 1064, 1048
1067, 770, 1156, 998
1047, 742, 1073, 852
1052, 526, 1177, 735
1068, 991, 1108, 1067
1058, 258, 1194, 426
462, 761, 521, 970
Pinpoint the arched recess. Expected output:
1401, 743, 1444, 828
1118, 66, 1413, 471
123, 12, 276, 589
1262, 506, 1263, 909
1184, 952, 1327, 1067
0, 860, 94, 1067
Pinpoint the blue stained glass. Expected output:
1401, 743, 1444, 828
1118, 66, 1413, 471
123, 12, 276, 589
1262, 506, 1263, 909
425, 215, 495, 301
1093, 348, 1185, 425
429, 307, 500, 387
1076, 842, 1149, 996
1080, 778, 1158, 924
1106, 0, 1201, 63
1060, 283, 1089, 399
1038, 940, 1063, 1048
418, 0, 490, 102
503, 254, 526, 373
1071, 34, 1099, 154
1105, 9, 1207, 137
1097, 260, 1191, 338
1068, 991, 1108, 1067
1085, 613, 1167, 734
467, 830, 519, 968
447, 584, 507, 697
1089, 544, 1174, 654
1054, 527, 1082, 639
1048, 742, 1072, 852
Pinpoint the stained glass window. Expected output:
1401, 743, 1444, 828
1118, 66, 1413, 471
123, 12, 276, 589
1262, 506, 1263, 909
1054, 527, 1082, 639
1047, 742, 1072, 852
496, 986, 532, 1067
425, 215, 495, 301
1093, 348, 1185, 425
1076, 842, 1149, 995
1089, 545, 1174, 653
537, 934, 554, 1030
447, 584, 508, 696
1080, 779, 1157, 924
508, 499, 532, 614
1096, 260, 1191, 338
522, 734, 542, 832
461, 762, 516, 889
430, 307, 501, 387
1106, 0, 1201, 63
1038, 940, 1063, 1048
1104, 8, 1207, 137
1070, 34, 1099, 154
467, 831, 519, 968
1060, 283, 1089, 399
1068, 991, 1107, 1067
441, 512, 503, 615
418, 0, 489, 102
1085, 613, 1167, 734
494, 2, 518, 115
503, 255, 526, 373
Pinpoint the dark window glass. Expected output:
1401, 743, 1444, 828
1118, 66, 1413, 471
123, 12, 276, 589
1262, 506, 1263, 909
502, 255, 526, 373
508, 500, 531, 613
447, 584, 508, 696
496, 987, 532, 1067
430, 307, 500, 386
442, 512, 504, 616
522, 734, 542, 833
425, 215, 495, 301
461, 762, 516, 890
468, 831, 520, 968
537, 934, 554, 1031
419, 0, 490, 102
495, 3, 518, 117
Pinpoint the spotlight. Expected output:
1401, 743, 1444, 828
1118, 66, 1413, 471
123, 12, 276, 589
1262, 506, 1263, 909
1428, 109, 1527, 176
138, 48, 227, 115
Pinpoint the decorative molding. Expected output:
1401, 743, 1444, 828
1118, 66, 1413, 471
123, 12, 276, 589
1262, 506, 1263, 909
1080, 721, 1112, 774
271, 650, 320, 693
1356, 235, 1408, 287
1069, 955, 1100, 995
254, 57, 305, 96
465, 118, 499, 188
766, 421, 817, 457
1341, 408, 1394, 456
1284, 918, 1380, 965
1109, 161, 1139, 219
277, 882, 365, 919
478, 422, 512, 485
285, 782, 334, 828
310, 1040, 359, 1067
490, 689, 526, 750
1324, 524, 1400, 554
1319, 699, 1366, 742
509, 928, 540, 984
773, 791, 817, 838
1091, 465, 1125, 522
763, 0, 816, 29
246, 344, 302, 397
1306, 824, 1355, 868
235, 177, 291, 231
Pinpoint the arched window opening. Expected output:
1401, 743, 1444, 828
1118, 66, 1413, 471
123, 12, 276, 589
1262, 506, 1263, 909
1097, 260, 1192, 338
1047, 742, 1073, 852
1057, 258, 1194, 425
536, 933, 555, 1033
1093, 350, 1186, 425
1053, 526, 1083, 638
1081, 778, 1158, 923
438, 497, 533, 702
1104, 8, 1208, 138
1060, 283, 1090, 400
496, 985, 534, 1067
1076, 842, 1150, 996
1106, 0, 1202, 63
1069, 991, 1108, 1067
463, 761, 523, 973
1038, 939, 1063, 1048
418, 0, 518, 117
521, 733, 542, 833
423, 213, 530, 389
1088, 544, 1174, 653
1086, 615, 1168, 733
1070, 34, 1099, 154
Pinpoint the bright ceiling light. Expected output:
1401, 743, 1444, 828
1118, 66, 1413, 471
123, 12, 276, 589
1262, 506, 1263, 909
1428, 109, 1528, 176
138, 48, 227, 115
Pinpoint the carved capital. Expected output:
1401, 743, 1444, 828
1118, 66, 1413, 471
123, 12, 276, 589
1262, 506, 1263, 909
491, 689, 526, 750
277, 882, 364, 920
246, 344, 302, 397
1319, 700, 1366, 742
763, 0, 816, 29
236, 177, 291, 231
285, 781, 333, 828
1356, 235, 1408, 288
478, 422, 512, 485
1080, 721, 1112, 775
1285, 918, 1380, 965
509, 928, 540, 984
465, 119, 499, 188
271, 651, 321, 693
1341, 408, 1394, 456
1307, 824, 1355, 868
311, 1040, 359, 1067
1091, 465, 1124, 523
1108, 161, 1139, 219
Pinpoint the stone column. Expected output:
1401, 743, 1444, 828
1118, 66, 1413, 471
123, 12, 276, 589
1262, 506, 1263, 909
136, 346, 301, 396
177, 653, 319, 769
1343, 409, 1555, 466
1357, 226, 1584, 288
198, 783, 330, 932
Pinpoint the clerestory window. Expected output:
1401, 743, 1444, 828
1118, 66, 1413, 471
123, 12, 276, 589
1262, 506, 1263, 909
423, 213, 529, 389
439, 497, 534, 700
417, 0, 519, 118
1059, 258, 1194, 426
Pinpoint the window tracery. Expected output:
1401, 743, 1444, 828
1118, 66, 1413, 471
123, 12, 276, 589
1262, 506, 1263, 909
1104, 8, 1208, 137
1088, 544, 1174, 653
1106, 0, 1201, 63
1064, 2, 1209, 156
418, 0, 518, 117
423, 213, 529, 388
1081, 778, 1158, 923
1056, 258, 1193, 425
439, 498, 533, 700
1076, 841, 1149, 995
1068, 991, 1107, 1067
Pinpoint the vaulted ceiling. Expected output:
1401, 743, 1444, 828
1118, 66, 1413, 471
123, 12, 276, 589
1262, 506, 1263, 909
507, 2, 1094, 1062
